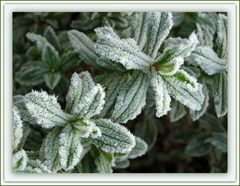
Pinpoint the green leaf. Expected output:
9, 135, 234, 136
185, 138, 211, 157
96, 57, 125, 72
58, 125, 83, 170
150, 70, 171, 117
128, 137, 148, 159
214, 14, 227, 59
15, 61, 47, 86
155, 32, 198, 64
44, 26, 61, 51
111, 72, 149, 123
42, 45, 60, 69
58, 51, 80, 71
65, 72, 105, 119
44, 72, 61, 90
68, 30, 99, 67
12, 149, 28, 172
169, 100, 186, 122
93, 119, 135, 153
164, 70, 204, 111
213, 72, 228, 117
26, 32, 49, 51
190, 84, 209, 121
205, 132, 227, 153
95, 26, 151, 71
199, 113, 226, 133
191, 46, 226, 75
157, 57, 184, 76
12, 106, 23, 151
145, 12, 173, 59
40, 127, 62, 171
90, 146, 113, 173
24, 90, 70, 129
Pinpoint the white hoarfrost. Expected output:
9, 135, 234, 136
150, 70, 171, 117
95, 27, 151, 71
93, 119, 136, 153
25, 90, 70, 129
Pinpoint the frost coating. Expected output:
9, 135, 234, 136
12, 149, 28, 172
67, 30, 99, 67
26, 33, 51, 51
145, 12, 173, 59
66, 72, 105, 119
12, 106, 23, 150
213, 72, 228, 117
24, 159, 51, 173
95, 27, 151, 71
157, 57, 184, 76
111, 72, 149, 123
190, 84, 209, 121
25, 90, 70, 129
150, 70, 171, 117
155, 32, 199, 65
164, 77, 204, 111
215, 14, 228, 59
128, 137, 148, 159
191, 46, 226, 75
93, 119, 136, 153
58, 125, 83, 170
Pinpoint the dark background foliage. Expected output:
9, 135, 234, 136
13, 12, 227, 173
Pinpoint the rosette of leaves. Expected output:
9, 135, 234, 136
190, 13, 228, 118
21, 71, 137, 172
15, 26, 79, 90
68, 12, 205, 124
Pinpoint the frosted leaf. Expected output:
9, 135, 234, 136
12, 149, 28, 172
96, 57, 125, 72
15, 62, 47, 86
92, 119, 136, 153
166, 69, 199, 92
190, 84, 209, 121
24, 90, 70, 129
44, 72, 61, 90
205, 132, 227, 153
72, 119, 101, 138
24, 159, 51, 173
164, 76, 204, 111
213, 72, 228, 117
26, 32, 51, 51
114, 159, 130, 169
215, 14, 228, 59
12, 106, 23, 150
163, 37, 184, 49
66, 72, 105, 119
196, 23, 214, 47
145, 12, 173, 59
91, 147, 113, 173
68, 30, 99, 67
134, 12, 150, 50
44, 26, 61, 51
157, 57, 184, 76
42, 45, 60, 69
13, 95, 35, 124
95, 27, 151, 71
155, 32, 198, 64
58, 125, 83, 170
40, 127, 61, 172
111, 72, 149, 123
128, 137, 148, 159
169, 100, 187, 122
98, 73, 128, 118
191, 46, 226, 75
150, 70, 171, 117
